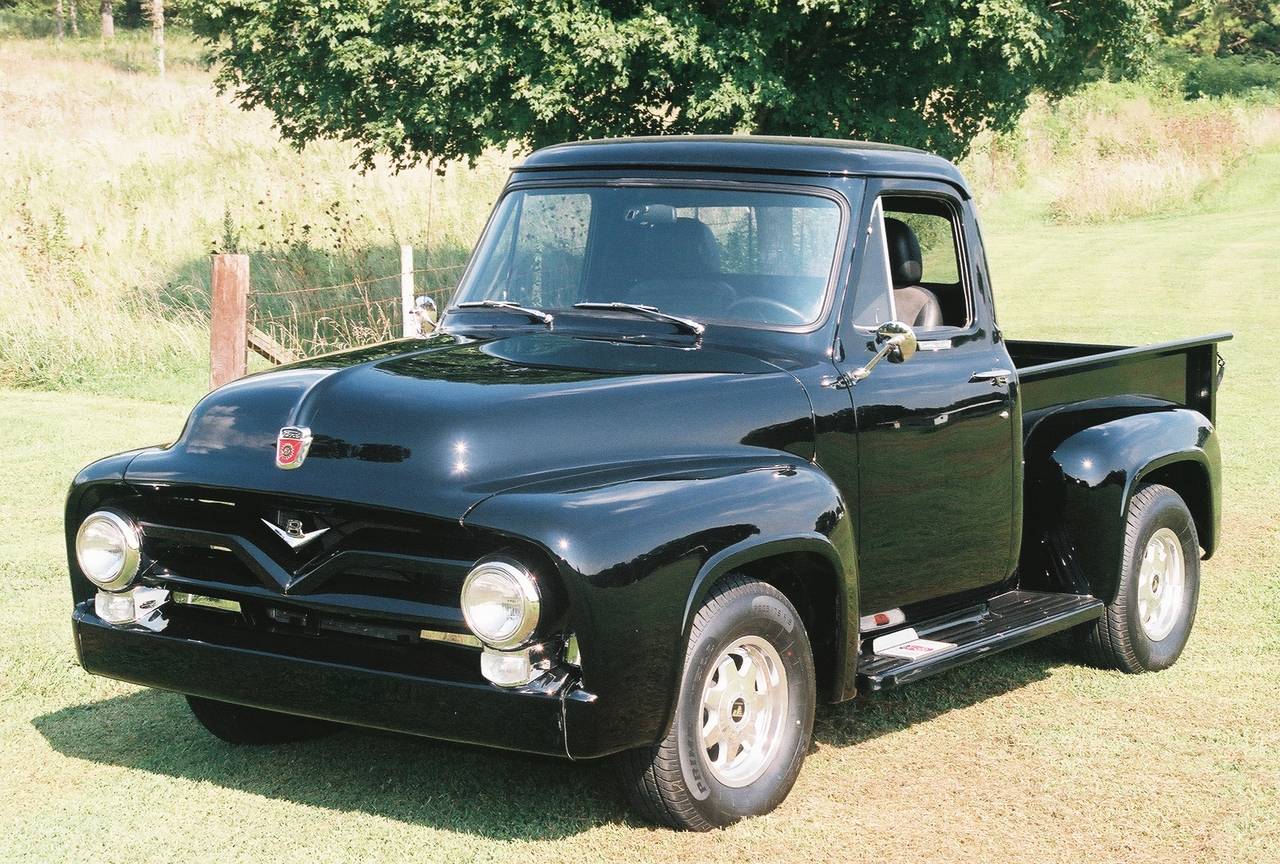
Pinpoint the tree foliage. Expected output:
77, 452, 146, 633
1162, 1, 1280, 56
192, 0, 1163, 168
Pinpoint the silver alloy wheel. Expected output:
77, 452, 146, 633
698, 635, 789, 788
1137, 527, 1186, 642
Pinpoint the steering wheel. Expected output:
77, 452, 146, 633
726, 297, 809, 325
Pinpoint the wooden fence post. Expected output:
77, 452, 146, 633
210, 254, 249, 389
400, 244, 415, 338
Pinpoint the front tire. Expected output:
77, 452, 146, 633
617, 576, 815, 830
1080, 483, 1200, 672
186, 696, 337, 744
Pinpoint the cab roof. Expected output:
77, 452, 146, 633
516, 135, 971, 197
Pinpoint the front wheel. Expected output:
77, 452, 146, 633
616, 576, 815, 830
1080, 483, 1201, 672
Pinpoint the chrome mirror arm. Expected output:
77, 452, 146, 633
850, 321, 918, 383
850, 341, 897, 382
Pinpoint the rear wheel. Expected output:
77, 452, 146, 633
1080, 483, 1200, 672
186, 696, 337, 744
616, 576, 815, 830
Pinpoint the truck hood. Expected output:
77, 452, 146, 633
125, 332, 816, 519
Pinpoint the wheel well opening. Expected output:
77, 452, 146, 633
731, 552, 843, 701
1140, 461, 1213, 556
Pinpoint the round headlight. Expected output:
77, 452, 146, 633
75, 510, 141, 592
460, 557, 541, 649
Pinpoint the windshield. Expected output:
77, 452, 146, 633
452, 185, 844, 328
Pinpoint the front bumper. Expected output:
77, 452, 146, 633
72, 603, 601, 758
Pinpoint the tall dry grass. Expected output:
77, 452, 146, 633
0, 32, 508, 397
5, 32, 1280, 397
964, 82, 1280, 223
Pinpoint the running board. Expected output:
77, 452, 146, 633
856, 590, 1104, 691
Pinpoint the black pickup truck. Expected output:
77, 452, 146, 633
67, 136, 1229, 830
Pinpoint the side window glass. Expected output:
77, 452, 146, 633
882, 195, 970, 329
849, 198, 895, 328
894, 211, 960, 283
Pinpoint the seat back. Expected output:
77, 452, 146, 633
621, 217, 736, 316
884, 217, 943, 328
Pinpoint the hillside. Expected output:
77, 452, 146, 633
0, 32, 508, 400
2, 31, 1279, 403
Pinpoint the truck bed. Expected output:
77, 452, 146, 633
1009, 332, 1231, 426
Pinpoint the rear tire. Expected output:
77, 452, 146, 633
186, 696, 338, 744
1080, 483, 1200, 672
616, 576, 815, 830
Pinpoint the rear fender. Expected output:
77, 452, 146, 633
462, 456, 856, 757
1022, 407, 1219, 602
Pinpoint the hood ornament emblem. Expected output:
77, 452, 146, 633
275, 426, 312, 470
261, 518, 329, 550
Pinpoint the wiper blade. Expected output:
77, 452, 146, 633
572, 302, 705, 336
456, 300, 554, 326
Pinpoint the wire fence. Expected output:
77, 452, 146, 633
248, 261, 467, 359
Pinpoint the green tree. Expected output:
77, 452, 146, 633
193, 0, 1162, 167
1162, 1, 1280, 56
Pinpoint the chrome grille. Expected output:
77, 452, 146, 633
127, 485, 481, 631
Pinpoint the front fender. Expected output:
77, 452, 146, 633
65, 448, 159, 604
1025, 407, 1219, 602
462, 456, 855, 758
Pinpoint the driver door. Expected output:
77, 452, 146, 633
837, 182, 1018, 616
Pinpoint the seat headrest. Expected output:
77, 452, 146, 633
634, 217, 721, 277
884, 217, 923, 286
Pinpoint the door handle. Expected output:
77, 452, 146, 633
970, 368, 1012, 386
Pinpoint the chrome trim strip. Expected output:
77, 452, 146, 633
172, 591, 242, 614
419, 628, 483, 649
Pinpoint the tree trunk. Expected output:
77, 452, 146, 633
55, 0, 65, 41
100, 0, 113, 41
148, 0, 165, 76
69, 0, 79, 36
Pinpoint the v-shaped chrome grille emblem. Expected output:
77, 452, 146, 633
261, 518, 330, 550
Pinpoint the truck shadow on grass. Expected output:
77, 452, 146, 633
32, 639, 1068, 839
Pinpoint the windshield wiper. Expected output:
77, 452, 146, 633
572, 302, 705, 337
455, 300, 554, 326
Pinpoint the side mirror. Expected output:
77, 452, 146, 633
851, 320, 917, 382
413, 295, 439, 335
878, 319, 918, 362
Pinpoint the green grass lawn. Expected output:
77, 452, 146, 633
2, 153, 1279, 864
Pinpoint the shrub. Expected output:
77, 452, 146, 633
1184, 53, 1280, 98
